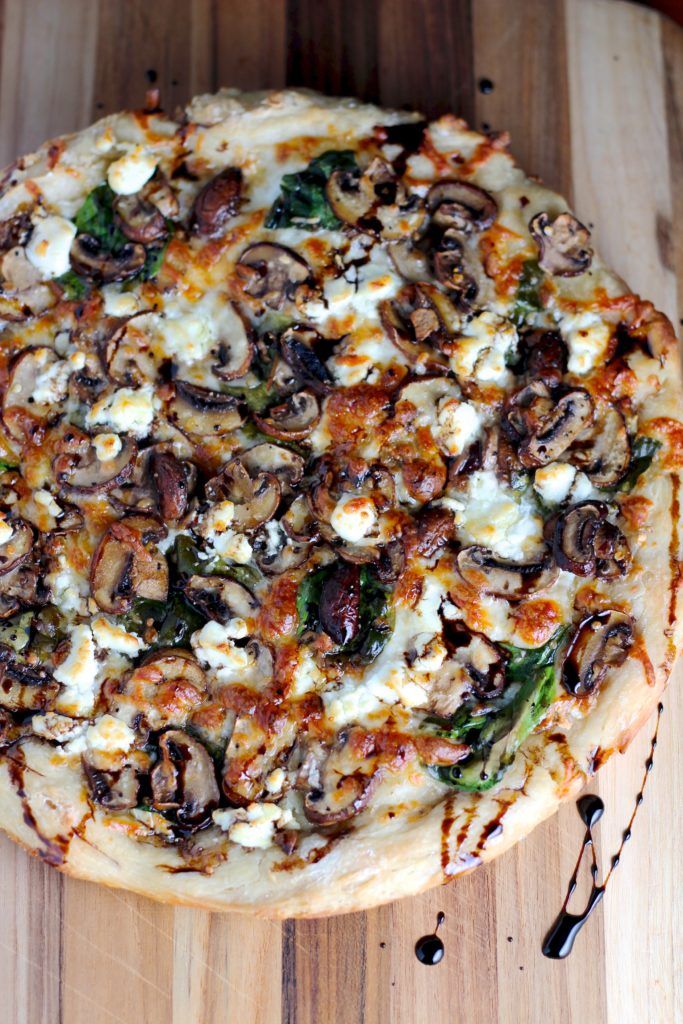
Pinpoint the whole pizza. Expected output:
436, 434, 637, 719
0, 88, 679, 916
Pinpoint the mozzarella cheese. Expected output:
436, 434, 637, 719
107, 146, 157, 195
86, 385, 157, 436
54, 624, 99, 715
329, 495, 377, 543
25, 215, 77, 278
86, 714, 136, 753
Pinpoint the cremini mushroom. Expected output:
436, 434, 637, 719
426, 180, 498, 232
0, 648, 59, 711
236, 242, 312, 310
54, 437, 137, 495
150, 730, 220, 825
69, 234, 146, 283
456, 545, 559, 601
170, 380, 243, 438
253, 389, 321, 441
440, 619, 507, 700
240, 444, 305, 494
184, 575, 259, 624
506, 386, 594, 468
0, 518, 33, 576
552, 501, 631, 579
379, 283, 451, 369
252, 523, 309, 575
113, 194, 167, 244
90, 518, 169, 614
83, 758, 139, 811
191, 167, 242, 236
211, 302, 255, 381
431, 231, 479, 307
571, 407, 631, 489
326, 158, 424, 238
301, 732, 380, 825
529, 211, 593, 277
318, 561, 361, 646
2, 346, 62, 441
0, 563, 40, 619
205, 457, 281, 531
279, 326, 333, 394
148, 448, 193, 522
519, 329, 567, 386
561, 610, 634, 696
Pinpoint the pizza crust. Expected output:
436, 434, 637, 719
0, 88, 680, 917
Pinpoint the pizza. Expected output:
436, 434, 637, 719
0, 87, 680, 917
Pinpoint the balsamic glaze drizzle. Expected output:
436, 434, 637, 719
543, 702, 663, 959
415, 912, 445, 965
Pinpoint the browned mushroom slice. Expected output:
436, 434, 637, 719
236, 242, 312, 311
0, 518, 33, 576
122, 649, 207, 729
561, 610, 634, 696
205, 457, 281, 531
326, 158, 424, 238
518, 389, 594, 468
388, 239, 430, 282
426, 180, 498, 232
279, 326, 333, 394
571, 408, 631, 489
281, 494, 320, 543
150, 730, 220, 825
102, 315, 158, 388
254, 389, 320, 441
170, 381, 243, 438
90, 520, 169, 613
325, 165, 374, 225
113, 194, 167, 244
83, 758, 139, 810
184, 575, 259, 624
456, 545, 559, 601
191, 167, 242, 236
519, 329, 567, 385
440, 619, 507, 700
379, 284, 450, 369
253, 523, 309, 575
0, 562, 40, 619
54, 438, 137, 495
0, 651, 58, 711
141, 169, 179, 219
302, 734, 380, 825
222, 710, 295, 806
431, 231, 479, 308
318, 562, 361, 645
210, 302, 255, 381
552, 501, 631, 579
2, 346, 61, 441
148, 448, 192, 521
69, 234, 146, 283
529, 211, 593, 277
240, 444, 304, 494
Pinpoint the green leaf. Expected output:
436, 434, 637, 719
0, 611, 33, 654
223, 380, 274, 414
510, 259, 544, 327
171, 535, 260, 587
616, 436, 661, 493
141, 233, 171, 281
296, 564, 329, 637
432, 626, 568, 791
0, 458, 19, 473
74, 184, 129, 252
124, 594, 205, 651
266, 150, 358, 230
55, 269, 89, 301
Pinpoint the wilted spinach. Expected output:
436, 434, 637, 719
266, 150, 358, 230
430, 626, 568, 792
510, 259, 544, 327
616, 436, 661, 492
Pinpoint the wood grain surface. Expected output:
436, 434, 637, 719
0, 1, 682, 1022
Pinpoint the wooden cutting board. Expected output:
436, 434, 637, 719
0, 1, 681, 1021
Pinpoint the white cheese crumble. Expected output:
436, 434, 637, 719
563, 313, 612, 375
533, 462, 577, 505
32, 351, 85, 405
34, 488, 62, 518
46, 557, 89, 616
290, 649, 325, 697
435, 397, 481, 456
25, 216, 77, 278
101, 286, 140, 318
450, 312, 517, 383
107, 146, 157, 195
92, 615, 145, 657
0, 515, 13, 546
191, 619, 253, 682
93, 433, 123, 462
458, 469, 544, 560
86, 385, 156, 436
54, 624, 98, 715
208, 531, 253, 564
329, 495, 377, 543
85, 714, 136, 753
213, 802, 290, 849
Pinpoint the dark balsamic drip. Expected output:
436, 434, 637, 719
543, 703, 663, 959
415, 912, 445, 965
478, 77, 495, 94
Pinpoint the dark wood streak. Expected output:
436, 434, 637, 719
281, 919, 297, 1024
665, 473, 682, 669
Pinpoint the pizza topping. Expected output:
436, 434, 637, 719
301, 731, 380, 825
190, 167, 242, 236
150, 730, 220, 827
170, 381, 242, 437
0, 648, 58, 710
210, 303, 255, 381
426, 179, 498, 233
506, 384, 594, 468
254, 389, 321, 441
0, 517, 32, 575
205, 458, 281, 531
25, 215, 77, 278
529, 211, 593, 277
112, 193, 167, 244
107, 146, 157, 196
318, 562, 361, 646
561, 611, 634, 696
83, 756, 140, 810
552, 501, 631, 579
456, 546, 558, 601
184, 575, 258, 625
69, 233, 147, 283
571, 407, 631, 489
90, 520, 169, 614
279, 326, 334, 394
236, 242, 312, 311
54, 434, 137, 495
148, 448, 193, 522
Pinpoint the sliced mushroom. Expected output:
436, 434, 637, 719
101, 315, 158, 388
302, 733, 380, 825
184, 575, 259, 623
519, 329, 567, 385
69, 234, 146, 283
326, 158, 424, 238
281, 494, 320, 543
205, 457, 281, 531
431, 231, 479, 307
318, 561, 361, 646
240, 444, 304, 494
379, 284, 450, 370
3, 346, 61, 441
561, 610, 634, 696
141, 169, 179, 219
150, 730, 219, 826
529, 211, 593, 277
90, 520, 169, 614
191, 167, 242, 236
149, 448, 192, 521
456, 546, 559, 601
252, 523, 309, 575
0, 562, 40, 619
325, 165, 374, 225
426, 180, 498, 232
170, 381, 243, 438
0, 649, 58, 711
113, 194, 167, 244
83, 758, 139, 810
0, 518, 33, 576
222, 709, 295, 806
54, 437, 137, 495
440, 619, 507, 700
552, 501, 631, 579
388, 239, 430, 282
279, 326, 333, 394
254, 389, 320, 441
571, 407, 631, 489
211, 302, 255, 381
236, 242, 312, 311
517, 388, 594, 468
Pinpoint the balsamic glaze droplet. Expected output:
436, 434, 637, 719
577, 794, 604, 828
415, 912, 445, 965
478, 77, 495, 94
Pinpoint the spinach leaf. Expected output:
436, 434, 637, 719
0, 611, 33, 653
616, 436, 661, 492
172, 535, 260, 587
296, 562, 394, 663
510, 259, 544, 327
123, 594, 205, 651
223, 380, 274, 414
56, 269, 89, 301
266, 150, 358, 230
431, 626, 568, 792
141, 232, 172, 281
74, 184, 129, 252
0, 457, 19, 473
